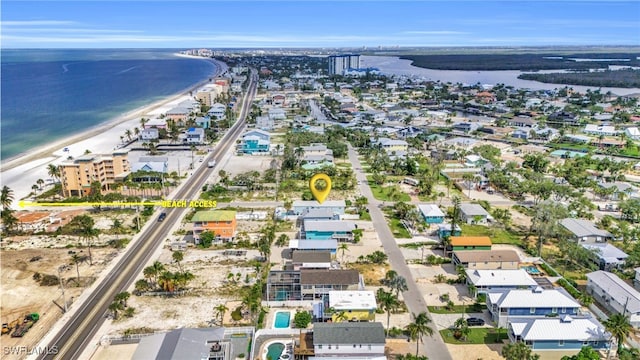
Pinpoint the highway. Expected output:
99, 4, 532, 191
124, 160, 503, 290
36, 69, 257, 360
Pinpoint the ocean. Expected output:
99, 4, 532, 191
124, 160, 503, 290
1, 49, 218, 160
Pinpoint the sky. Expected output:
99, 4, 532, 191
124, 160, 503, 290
1, 1, 639, 48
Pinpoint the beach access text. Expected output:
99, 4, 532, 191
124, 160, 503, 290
161, 200, 217, 208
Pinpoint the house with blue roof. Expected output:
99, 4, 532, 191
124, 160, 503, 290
508, 316, 610, 353
240, 129, 270, 154
184, 128, 205, 144
487, 287, 581, 327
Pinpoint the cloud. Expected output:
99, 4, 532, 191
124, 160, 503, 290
2, 20, 77, 26
401, 31, 470, 35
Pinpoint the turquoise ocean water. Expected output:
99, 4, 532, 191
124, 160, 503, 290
1, 49, 218, 161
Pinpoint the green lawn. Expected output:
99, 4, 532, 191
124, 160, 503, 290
460, 224, 522, 245
428, 304, 487, 314
366, 177, 411, 202
388, 218, 412, 238
440, 328, 508, 345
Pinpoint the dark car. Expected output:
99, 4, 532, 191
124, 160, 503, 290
158, 212, 167, 222
466, 318, 485, 326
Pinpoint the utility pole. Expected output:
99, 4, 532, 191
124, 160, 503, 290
57, 265, 68, 313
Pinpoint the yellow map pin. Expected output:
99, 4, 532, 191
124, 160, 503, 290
309, 173, 332, 204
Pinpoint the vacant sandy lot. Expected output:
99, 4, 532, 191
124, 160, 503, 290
1, 247, 117, 360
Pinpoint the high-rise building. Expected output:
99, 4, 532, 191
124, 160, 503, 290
328, 54, 360, 75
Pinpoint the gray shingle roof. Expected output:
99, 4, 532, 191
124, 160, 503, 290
300, 269, 359, 285
313, 322, 385, 344
133, 327, 225, 360
459, 203, 489, 217
292, 250, 332, 263
560, 218, 612, 238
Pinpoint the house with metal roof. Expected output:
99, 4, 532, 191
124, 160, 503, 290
466, 269, 538, 297
507, 316, 610, 353
487, 287, 581, 327
459, 203, 491, 225
292, 200, 346, 216
560, 218, 613, 243
132, 327, 230, 360
581, 243, 628, 271
452, 249, 520, 270
586, 271, 640, 328
312, 322, 386, 359
303, 220, 356, 242
417, 204, 445, 224
327, 290, 377, 322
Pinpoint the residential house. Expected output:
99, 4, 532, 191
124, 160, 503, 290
453, 122, 480, 133
487, 287, 581, 327
635, 267, 640, 289
255, 116, 274, 131
327, 290, 377, 322
509, 117, 537, 128
59, 150, 129, 197
452, 250, 520, 270
132, 327, 230, 360
191, 210, 237, 244
310, 322, 386, 359
184, 127, 205, 144
302, 143, 334, 165
371, 138, 408, 155
437, 223, 462, 239
507, 316, 610, 353
303, 220, 356, 242
584, 124, 617, 136
449, 236, 492, 251
271, 93, 286, 106
476, 91, 496, 103
265, 269, 363, 302
208, 103, 227, 120
586, 271, 640, 328
581, 243, 628, 271
459, 203, 491, 225
512, 129, 531, 140
144, 118, 167, 130
300, 208, 338, 221
547, 111, 580, 127
417, 204, 445, 224
268, 107, 286, 121
289, 239, 338, 254
292, 200, 346, 216
289, 250, 332, 271
195, 116, 211, 129
625, 127, 640, 140
464, 155, 489, 168
166, 106, 190, 123
130, 156, 168, 176
465, 269, 538, 296
598, 181, 637, 201
140, 127, 159, 141
560, 218, 613, 243
240, 129, 270, 154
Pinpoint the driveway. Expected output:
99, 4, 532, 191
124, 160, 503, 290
348, 145, 453, 360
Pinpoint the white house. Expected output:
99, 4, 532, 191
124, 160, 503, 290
140, 127, 159, 141
581, 243, 629, 271
312, 322, 386, 359
466, 269, 538, 296
584, 124, 617, 136
508, 316, 610, 353
268, 108, 286, 120
208, 103, 227, 120
459, 203, 491, 225
625, 127, 640, 140
184, 127, 205, 144
586, 270, 640, 328
487, 287, 581, 327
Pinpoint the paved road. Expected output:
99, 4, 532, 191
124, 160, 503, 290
33, 69, 258, 360
348, 145, 453, 360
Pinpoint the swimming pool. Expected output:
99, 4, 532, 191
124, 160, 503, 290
522, 265, 541, 275
266, 342, 284, 360
274, 311, 291, 328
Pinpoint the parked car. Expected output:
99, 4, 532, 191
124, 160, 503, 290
598, 203, 619, 212
466, 318, 485, 326
158, 212, 167, 222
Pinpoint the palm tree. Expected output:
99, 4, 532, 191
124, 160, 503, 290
1, 186, 14, 210
376, 288, 399, 336
71, 253, 83, 284
125, 129, 132, 141
604, 313, 632, 353
36, 178, 45, 191
109, 301, 124, 320
338, 242, 349, 263
172, 251, 184, 273
143, 261, 165, 288
158, 271, 176, 292
47, 164, 60, 183
404, 312, 434, 356
213, 304, 228, 325
115, 291, 130, 307
69, 215, 98, 265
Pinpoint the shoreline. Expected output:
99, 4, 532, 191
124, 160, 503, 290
1, 55, 225, 172
0, 55, 227, 208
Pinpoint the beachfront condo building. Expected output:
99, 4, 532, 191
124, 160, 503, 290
59, 149, 130, 197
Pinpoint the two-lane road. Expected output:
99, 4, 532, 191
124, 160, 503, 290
34, 69, 258, 360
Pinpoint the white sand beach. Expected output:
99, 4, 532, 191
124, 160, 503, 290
0, 57, 228, 209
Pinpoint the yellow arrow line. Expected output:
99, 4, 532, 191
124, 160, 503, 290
19, 201, 164, 208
